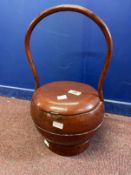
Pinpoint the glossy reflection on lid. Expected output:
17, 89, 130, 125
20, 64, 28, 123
33, 81, 100, 115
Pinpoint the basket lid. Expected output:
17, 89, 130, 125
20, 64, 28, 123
32, 81, 101, 115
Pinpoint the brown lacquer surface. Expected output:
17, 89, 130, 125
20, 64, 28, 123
25, 4, 112, 101
25, 4, 113, 156
32, 81, 99, 115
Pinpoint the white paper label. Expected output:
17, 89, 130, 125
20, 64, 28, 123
53, 121, 64, 129
57, 95, 67, 100
44, 139, 49, 147
68, 89, 82, 96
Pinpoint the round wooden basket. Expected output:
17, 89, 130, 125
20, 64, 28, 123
25, 4, 113, 156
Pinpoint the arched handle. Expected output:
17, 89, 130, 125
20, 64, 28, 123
25, 4, 113, 101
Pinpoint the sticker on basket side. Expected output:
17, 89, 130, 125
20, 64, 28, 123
44, 139, 49, 147
53, 121, 64, 129
68, 89, 82, 96
57, 95, 67, 100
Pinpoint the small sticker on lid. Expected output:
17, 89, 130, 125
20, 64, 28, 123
57, 95, 67, 100
53, 121, 64, 129
44, 139, 49, 147
68, 89, 82, 96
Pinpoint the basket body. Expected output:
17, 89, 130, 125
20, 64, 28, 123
31, 81, 104, 156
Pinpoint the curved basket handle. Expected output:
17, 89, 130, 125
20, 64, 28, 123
25, 4, 113, 101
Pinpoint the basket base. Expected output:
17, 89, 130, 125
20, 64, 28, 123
44, 139, 90, 156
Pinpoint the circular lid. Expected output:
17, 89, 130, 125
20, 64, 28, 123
32, 81, 100, 115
